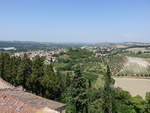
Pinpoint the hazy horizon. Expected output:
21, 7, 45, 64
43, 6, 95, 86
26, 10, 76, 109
1, 39, 150, 44
0, 0, 150, 43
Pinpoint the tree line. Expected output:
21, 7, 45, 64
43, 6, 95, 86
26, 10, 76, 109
0, 52, 64, 100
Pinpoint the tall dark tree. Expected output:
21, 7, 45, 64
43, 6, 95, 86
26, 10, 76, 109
42, 64, 62, 99
0, 52, 11, 81
17, 54, 32, 88
102, 65, 113, 113
0, 52, 5, 78
9, 56, 21, 85
66, 68, 89, 113
30, 56, 45, 95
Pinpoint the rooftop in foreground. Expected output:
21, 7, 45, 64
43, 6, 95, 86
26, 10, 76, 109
0, 77, 14, 89
0, 78, 65, 113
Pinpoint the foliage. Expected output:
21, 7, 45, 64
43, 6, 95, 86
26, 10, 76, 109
102, 65, 113, 113
65, 68, 89, 113
145, 92, 150, 113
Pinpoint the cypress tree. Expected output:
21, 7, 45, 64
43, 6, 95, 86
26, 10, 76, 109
42, 63, 62, 99
30, 56, 44, 95
102, 65, 113, 113
17, 55, 32, 89
0, 52, 11, 81
67, 68, 88, 113
9, 56, 21, 85
0, 52, 4, 78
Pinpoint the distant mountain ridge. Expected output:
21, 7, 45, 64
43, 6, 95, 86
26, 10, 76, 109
0, 41, 85, 51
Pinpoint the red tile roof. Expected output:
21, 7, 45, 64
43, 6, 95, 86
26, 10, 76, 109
0, 77, 65, 113
0, 77, 14, 89
0, 89, 65, 113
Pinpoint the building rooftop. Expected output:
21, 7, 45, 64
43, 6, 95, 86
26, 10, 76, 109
0, 77, 14, 89
0, 89, 65, 113
0, 78, 65, 113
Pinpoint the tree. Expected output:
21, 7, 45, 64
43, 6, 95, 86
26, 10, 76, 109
0, 52, 5, 78
0, 52, 11, 81
129, 95, 145, 113
17, 55, 32, 89
9, 56, 21, 85
102, 65, 113, 113
145, 92, 150, 113
113, 88, 136, 113
66, 68, 89, 113
30, 56, 45, 95
42, 64, 62, 100
87, 88, 103, 113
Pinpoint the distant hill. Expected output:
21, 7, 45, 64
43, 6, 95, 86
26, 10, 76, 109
0, 41, 85, 51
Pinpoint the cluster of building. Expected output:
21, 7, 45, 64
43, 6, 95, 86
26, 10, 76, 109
13, 49, 65, 63
81, 46, 114, 56
0, 77, 65, 113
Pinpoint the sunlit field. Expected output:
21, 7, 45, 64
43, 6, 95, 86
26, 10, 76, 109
114, 78, 150, 98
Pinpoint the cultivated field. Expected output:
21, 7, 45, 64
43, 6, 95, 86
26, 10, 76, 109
115, 44, 127, 48
119, 57, 150, 74
114, 78, 150, 98
127, 47, 150, 53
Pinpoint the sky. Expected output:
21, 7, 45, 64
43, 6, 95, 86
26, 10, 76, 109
0, 0, 150, 43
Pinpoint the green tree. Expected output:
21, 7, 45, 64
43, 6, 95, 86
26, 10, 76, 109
17, 55, 32, 89
9, 56, 21, 85
66, 68, 89, 113
129, 95, 145, 113
0, 52, 11, 81
102, 65, 113, 113
145, 92, 150, 113
0, 52, 5, 78
113, 88, 136, 113
42, 64, 62, 100
30, 56, 45, 95
87, 88, 103, 113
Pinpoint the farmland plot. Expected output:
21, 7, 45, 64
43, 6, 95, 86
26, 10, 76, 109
119, 57, 150, 74
114, 78, 150, 97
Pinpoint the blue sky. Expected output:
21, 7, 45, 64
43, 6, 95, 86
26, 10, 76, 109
0, 0, 150, 43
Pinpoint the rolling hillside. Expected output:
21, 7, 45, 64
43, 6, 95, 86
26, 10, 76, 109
120, 57, 150, 74
111, 56, 150, 75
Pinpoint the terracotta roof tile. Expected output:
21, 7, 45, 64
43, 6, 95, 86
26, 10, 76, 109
0, 77, 65, 113
0, 89, 65, 113
0, 78, 14, 89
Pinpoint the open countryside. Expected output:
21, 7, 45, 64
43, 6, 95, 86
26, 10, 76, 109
113, 56, 150, 97
1, 0, 150, 112
114, 78, 150, 97
1, 42, 150, 112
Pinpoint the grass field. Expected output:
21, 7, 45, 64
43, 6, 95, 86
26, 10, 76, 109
114, 78, 150, 98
